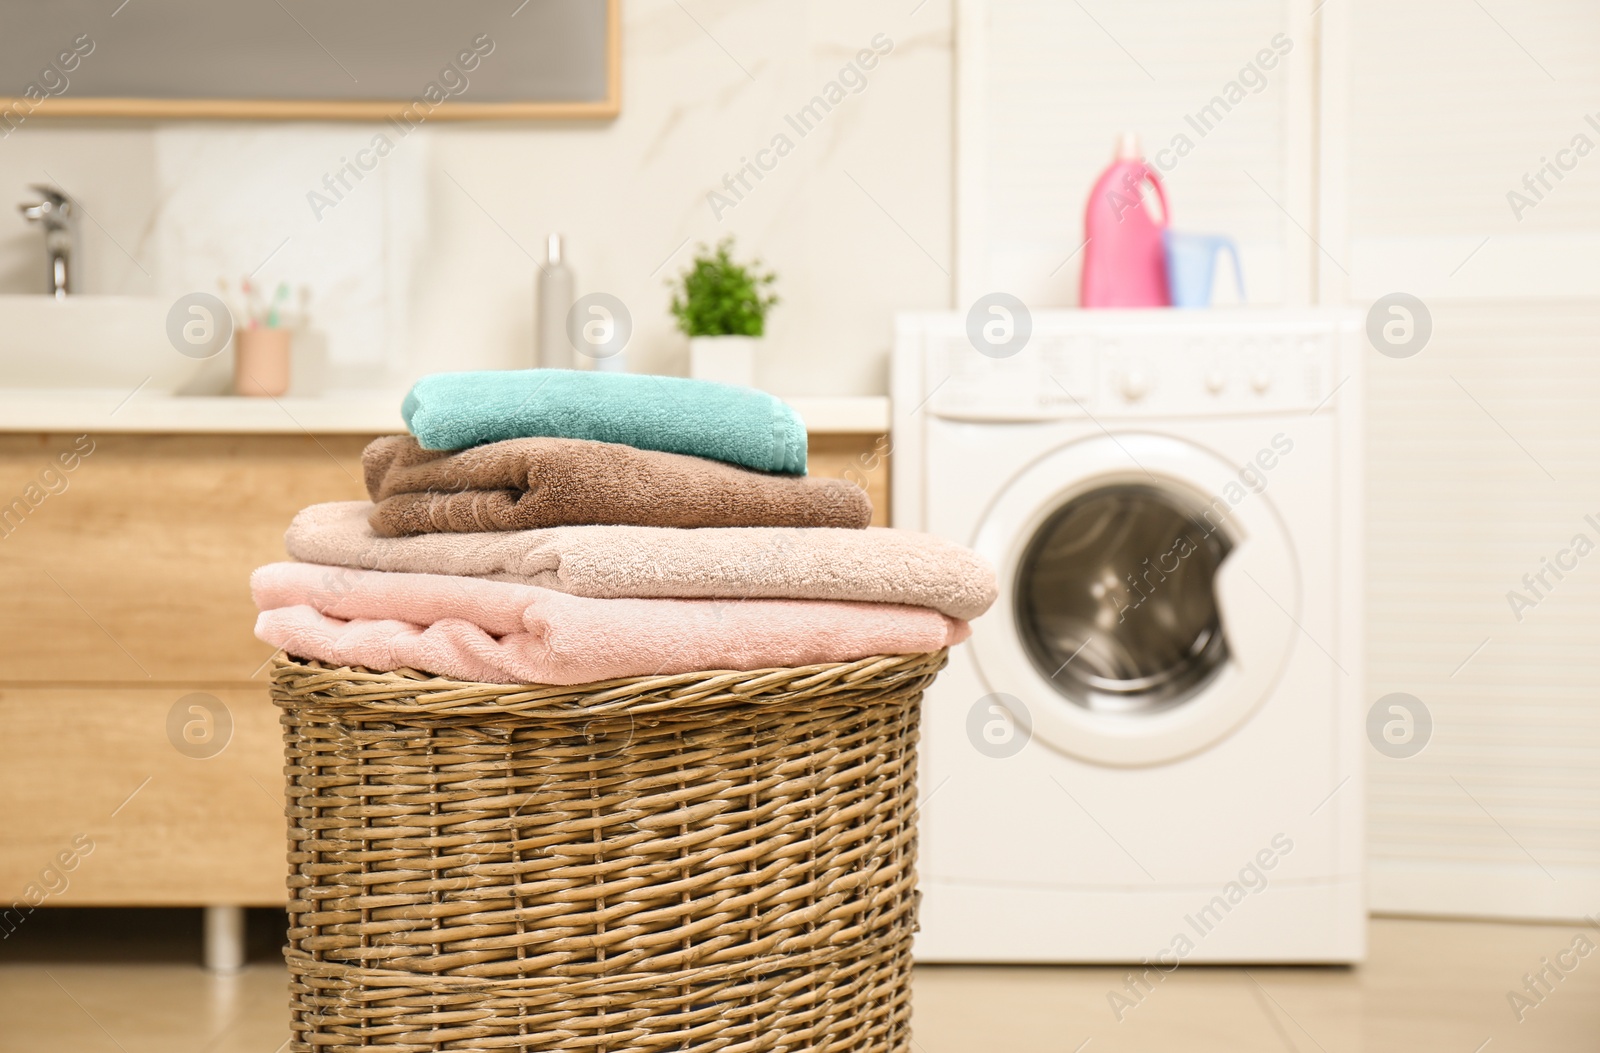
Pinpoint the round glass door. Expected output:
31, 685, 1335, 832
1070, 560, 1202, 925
1015, 484, 1232, 714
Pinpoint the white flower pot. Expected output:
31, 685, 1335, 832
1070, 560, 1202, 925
689, 335, 759, 388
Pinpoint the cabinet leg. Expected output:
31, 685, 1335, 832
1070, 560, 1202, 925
203, 905, 246, 972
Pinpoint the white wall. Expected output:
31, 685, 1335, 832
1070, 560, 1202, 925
0, 0, 953, 396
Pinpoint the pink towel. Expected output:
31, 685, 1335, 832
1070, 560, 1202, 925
252, 563, 967, 685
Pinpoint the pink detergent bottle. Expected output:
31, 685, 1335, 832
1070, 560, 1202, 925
1080, 133, 1171, 308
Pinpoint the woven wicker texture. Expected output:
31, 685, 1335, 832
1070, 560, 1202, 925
270, 649, 946, 1053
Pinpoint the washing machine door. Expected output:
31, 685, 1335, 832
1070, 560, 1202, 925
971, 433, 1300, 766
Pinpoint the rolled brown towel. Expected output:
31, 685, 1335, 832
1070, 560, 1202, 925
363, 435, 872, 536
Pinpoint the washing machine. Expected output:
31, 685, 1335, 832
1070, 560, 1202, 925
891, 309, 1364, 963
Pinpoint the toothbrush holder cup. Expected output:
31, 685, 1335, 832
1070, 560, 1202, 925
234, 328, 291, 397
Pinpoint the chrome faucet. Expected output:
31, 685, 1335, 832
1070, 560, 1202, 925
19, 185, 75, 299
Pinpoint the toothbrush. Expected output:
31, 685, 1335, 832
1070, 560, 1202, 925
266, 282, 289, 328
241, 277, 259, 329
217, 276, 237, 327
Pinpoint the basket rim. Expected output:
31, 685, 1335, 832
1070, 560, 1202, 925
269, 649, 948, 719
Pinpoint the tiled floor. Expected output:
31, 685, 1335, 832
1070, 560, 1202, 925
2, 909, 1597, 1052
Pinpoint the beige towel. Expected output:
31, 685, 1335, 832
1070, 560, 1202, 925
363, 435, 872, 537
286, 501, 998, 620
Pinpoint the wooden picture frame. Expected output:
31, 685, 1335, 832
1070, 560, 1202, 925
0, 0, 619, 122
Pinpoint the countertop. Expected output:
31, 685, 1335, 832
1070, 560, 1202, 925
0, 391, 891, 436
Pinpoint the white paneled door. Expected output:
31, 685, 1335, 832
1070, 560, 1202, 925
956, 0, 1315, 308
1327, 0, 1600, 920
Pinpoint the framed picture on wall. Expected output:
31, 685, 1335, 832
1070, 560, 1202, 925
0, 0, 619, 123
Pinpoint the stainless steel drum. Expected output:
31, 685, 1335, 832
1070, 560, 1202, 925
1014, 484, 1233, 714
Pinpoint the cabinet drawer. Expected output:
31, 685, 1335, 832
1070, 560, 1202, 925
0, 433, 371, 683
0, 684, 285, 906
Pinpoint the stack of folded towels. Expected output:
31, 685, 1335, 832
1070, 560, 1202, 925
252, 369, 997, 685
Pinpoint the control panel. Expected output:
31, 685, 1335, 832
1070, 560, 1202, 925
920, 312, 1350, 420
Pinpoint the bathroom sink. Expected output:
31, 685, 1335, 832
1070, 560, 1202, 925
0, 295, 212, 392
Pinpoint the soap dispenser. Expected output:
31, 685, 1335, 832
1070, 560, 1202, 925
537, 234, 576, 369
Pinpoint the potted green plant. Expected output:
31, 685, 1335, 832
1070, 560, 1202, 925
669, 238, 778, 387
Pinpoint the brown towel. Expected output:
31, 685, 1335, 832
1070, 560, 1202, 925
363, 435, 872, 536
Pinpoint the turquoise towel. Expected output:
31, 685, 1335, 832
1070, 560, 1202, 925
401, 369, 809, 474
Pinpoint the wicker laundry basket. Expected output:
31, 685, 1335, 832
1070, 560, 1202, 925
269, 649, 946, 1053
